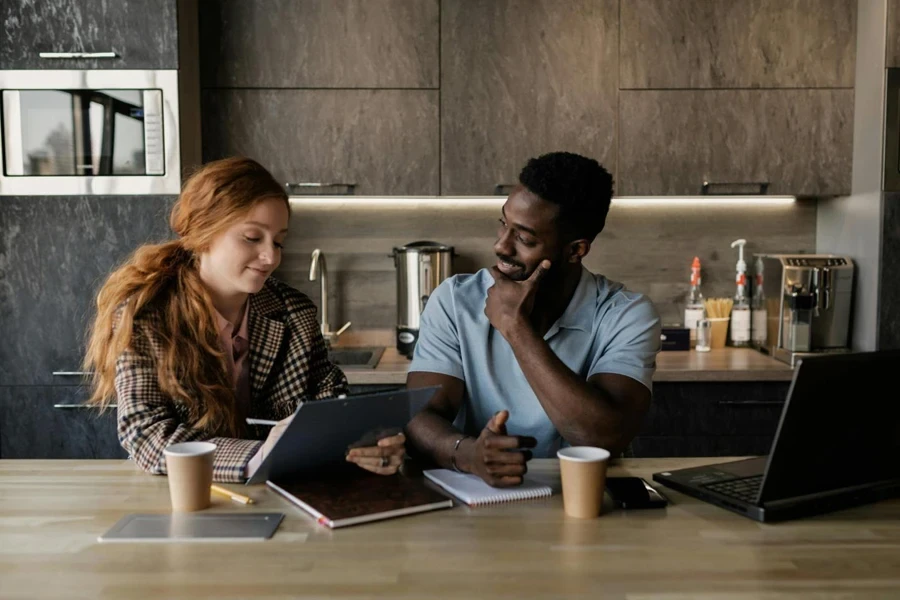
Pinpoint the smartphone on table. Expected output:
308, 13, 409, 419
606, 477, 668, 509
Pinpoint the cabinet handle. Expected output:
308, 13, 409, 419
53, 404, 116, 409
701, 181, 770, 195
39, 51, 119, 59
52, 371, 93, 377
494, 183, 517, 195
717, 400, 784, 406
285, 182, 356, 195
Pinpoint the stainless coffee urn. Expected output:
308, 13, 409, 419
391, 241, 455, 358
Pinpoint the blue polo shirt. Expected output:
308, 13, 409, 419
409, 266, 661, 458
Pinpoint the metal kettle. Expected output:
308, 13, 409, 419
391, 241, 455, 358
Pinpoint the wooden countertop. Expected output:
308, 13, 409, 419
337, 330, 794, 385
2, 458, 898, 599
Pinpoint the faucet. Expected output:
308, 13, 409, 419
309, 249, 351, 346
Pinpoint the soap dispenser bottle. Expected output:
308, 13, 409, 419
730, 239, 751, 347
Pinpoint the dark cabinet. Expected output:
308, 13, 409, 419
0, 0, 178, 70
202, 90, 439, 196
630, 381, 790, 458
439, 0, 618, 195
630, 436, 776, 458
620, 0, 856, 89
618, 89, 854, 197
889, 0, 900, 68
617, 0, 855, 197
199, 0, 439, 88
0, 386, 125, 459
0, 196, 175, 386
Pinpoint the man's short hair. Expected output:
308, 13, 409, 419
518, 151, 614, 242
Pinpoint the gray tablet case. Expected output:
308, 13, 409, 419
245, 386, 439, 485
98, 513, 284, 542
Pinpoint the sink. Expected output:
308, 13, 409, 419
327, 346, 385, 369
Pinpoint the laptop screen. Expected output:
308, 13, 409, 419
760, 350, 900, 503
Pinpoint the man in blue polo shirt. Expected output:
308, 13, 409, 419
406, 151, 661, 487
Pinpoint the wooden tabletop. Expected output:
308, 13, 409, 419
340, 342, 794, 385
2, 458, 898, 599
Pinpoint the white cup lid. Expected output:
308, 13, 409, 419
557, 446, 611, 462
163, 441, 217, 457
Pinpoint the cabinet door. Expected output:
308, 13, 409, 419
0, 196, 175, 386
199, 0, 438, 88
440, 0, 618, 195
618, 89, 853, 196
0, 386, 125, 459
630, 436, 775, 458
202, 90, 439, 196
889, 0, 900, 68
0, 0, 178, 69
641, 382, 789, 437
620, 0, 856, 89
879, 198, 900, 349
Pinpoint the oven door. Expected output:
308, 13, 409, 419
0, 70, 180, 195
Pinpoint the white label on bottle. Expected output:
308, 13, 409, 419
731, 308, 751, 342
684, 308, 704, 341
752, 309, 767, 344
684, 308, 704, 329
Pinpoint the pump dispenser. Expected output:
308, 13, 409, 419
730, 239, 751, 346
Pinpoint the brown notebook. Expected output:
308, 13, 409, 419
266, 471, 454, 528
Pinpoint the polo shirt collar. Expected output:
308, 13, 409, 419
545, 266, 594, 338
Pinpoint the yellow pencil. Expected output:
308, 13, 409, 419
211, 484, 254, 505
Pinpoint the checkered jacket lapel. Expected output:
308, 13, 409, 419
247, 279, 349, 420
248, 285, 286, 404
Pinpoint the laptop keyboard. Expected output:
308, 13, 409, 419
703, 475, 763, 502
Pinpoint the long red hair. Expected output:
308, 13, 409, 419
84, 157, 289, 436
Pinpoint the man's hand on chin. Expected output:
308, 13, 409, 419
485, 259, 551, 339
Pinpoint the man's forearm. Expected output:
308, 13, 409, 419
505, 325, 629, 451
406, 410, 474, 470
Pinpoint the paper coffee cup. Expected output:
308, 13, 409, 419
164, 441, 216, 512
557, 446, 610, 519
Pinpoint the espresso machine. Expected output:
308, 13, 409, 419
752, 254, 855, 366
391, 241, 455, 358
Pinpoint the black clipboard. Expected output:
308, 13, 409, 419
245, 386, 439, 485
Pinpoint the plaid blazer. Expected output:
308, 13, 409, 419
114, 277, 349, 482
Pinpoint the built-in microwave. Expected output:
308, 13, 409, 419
0, 70, 181, 195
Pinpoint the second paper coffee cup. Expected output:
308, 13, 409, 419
557, 446, 611, 519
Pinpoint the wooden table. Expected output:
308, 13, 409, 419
2, 458, 898, 599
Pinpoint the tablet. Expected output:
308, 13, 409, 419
245, 386, 439, 485
98, 513, 284, 542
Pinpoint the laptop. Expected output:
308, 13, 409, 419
245, 386, 439, 485
652, 350, 900, 522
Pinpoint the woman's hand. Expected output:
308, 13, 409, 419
345, 432, 406, 475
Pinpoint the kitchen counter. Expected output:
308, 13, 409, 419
2, 458, 898, 599
335, 331, 794, 385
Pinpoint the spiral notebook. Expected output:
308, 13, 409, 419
423, 469, 553, 506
